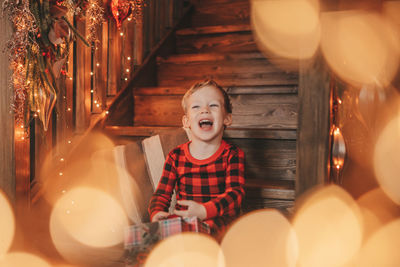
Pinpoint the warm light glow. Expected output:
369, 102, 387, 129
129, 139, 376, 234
373, 115, 400, 204
90, 72, 94, 76
251, 0, 320, 61
127, 56, 131, 60
59, 172, 63, 176
50, 187, 128, 248
357, 188, 400, 239
320, 10, 400, 87
0, 191, 15, 256
0, 252, 51, 267
120, 32, 124, 36
96, 63, 100, 67
355, 219, 400, 266
145, 233, 223, 267
221, 209, 298, 267
126, 68, 130, 73
90, 90, 94, 93
293, 185, 363, 267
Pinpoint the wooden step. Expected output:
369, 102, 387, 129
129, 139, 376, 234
157, 52, 299, 87
176, 24, 256, 54
104, 126, 297, 140
191, 0, 250, 27
177, 31, 256, 54
132, 94, 297, 129
134, 85, 298, 95
176, 24, 251, 36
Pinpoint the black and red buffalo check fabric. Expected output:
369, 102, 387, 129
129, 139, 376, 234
149, 140, 245, 234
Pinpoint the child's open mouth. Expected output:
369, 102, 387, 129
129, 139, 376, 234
199, 119, 213, 130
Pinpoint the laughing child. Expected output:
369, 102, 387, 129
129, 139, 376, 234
148, 80, 245, 235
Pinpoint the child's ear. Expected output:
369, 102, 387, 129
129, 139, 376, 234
224, 113, 232, 127
182, 115, 190, 128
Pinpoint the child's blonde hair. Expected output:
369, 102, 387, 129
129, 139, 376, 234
181, 80, 232, 114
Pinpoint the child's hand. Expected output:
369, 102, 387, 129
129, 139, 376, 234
173, 200, 207, 220
151, 211, 169, 222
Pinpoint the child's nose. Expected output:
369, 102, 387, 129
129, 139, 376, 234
200, 106, 210, 113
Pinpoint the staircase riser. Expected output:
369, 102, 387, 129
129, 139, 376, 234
157, 59, 299, 87
176, 32, 258, 54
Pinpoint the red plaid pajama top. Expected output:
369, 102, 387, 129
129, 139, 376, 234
149, 140, 245, 234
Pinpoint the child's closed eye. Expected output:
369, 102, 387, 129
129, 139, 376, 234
209, 103, 219, 108
191, 105, 200, 109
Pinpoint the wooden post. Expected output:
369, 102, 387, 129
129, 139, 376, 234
0, 14, 15, 202
134, 14, 144, 67
107, 19, 122, 96
75, 18, 92, 133
296, 54, 332, 196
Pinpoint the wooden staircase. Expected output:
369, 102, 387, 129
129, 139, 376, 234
103, 0, 299, 214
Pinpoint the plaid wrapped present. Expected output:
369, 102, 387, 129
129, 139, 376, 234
124, 216, 210, 266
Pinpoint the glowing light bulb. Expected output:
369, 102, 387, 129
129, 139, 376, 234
127, 56, 131, 60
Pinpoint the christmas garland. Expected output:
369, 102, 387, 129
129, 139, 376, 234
3, 0, 104, 131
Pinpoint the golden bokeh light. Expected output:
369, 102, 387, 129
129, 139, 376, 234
355, 219, 400, 266
357, 188, 400, 237
373, 115, 400, 205
51, 187, 129, 248
50, 187, 128, 266
320, 10, 400, 87
0, 252, 51, 267
144, 233, 223, 267
37, 131, 116, 205
251, 0, 320, 62
0, 191, 15, 256
221, 209, 298, 267
293, 185, 363, 267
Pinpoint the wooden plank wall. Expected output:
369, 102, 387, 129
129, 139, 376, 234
0, 15, 15, 202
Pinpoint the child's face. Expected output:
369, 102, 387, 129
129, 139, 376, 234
182, 85, 232, 144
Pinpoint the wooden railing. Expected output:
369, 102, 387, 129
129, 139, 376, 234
27, 0, 191, 203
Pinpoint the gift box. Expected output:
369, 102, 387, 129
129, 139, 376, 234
124, 216, 210, 266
